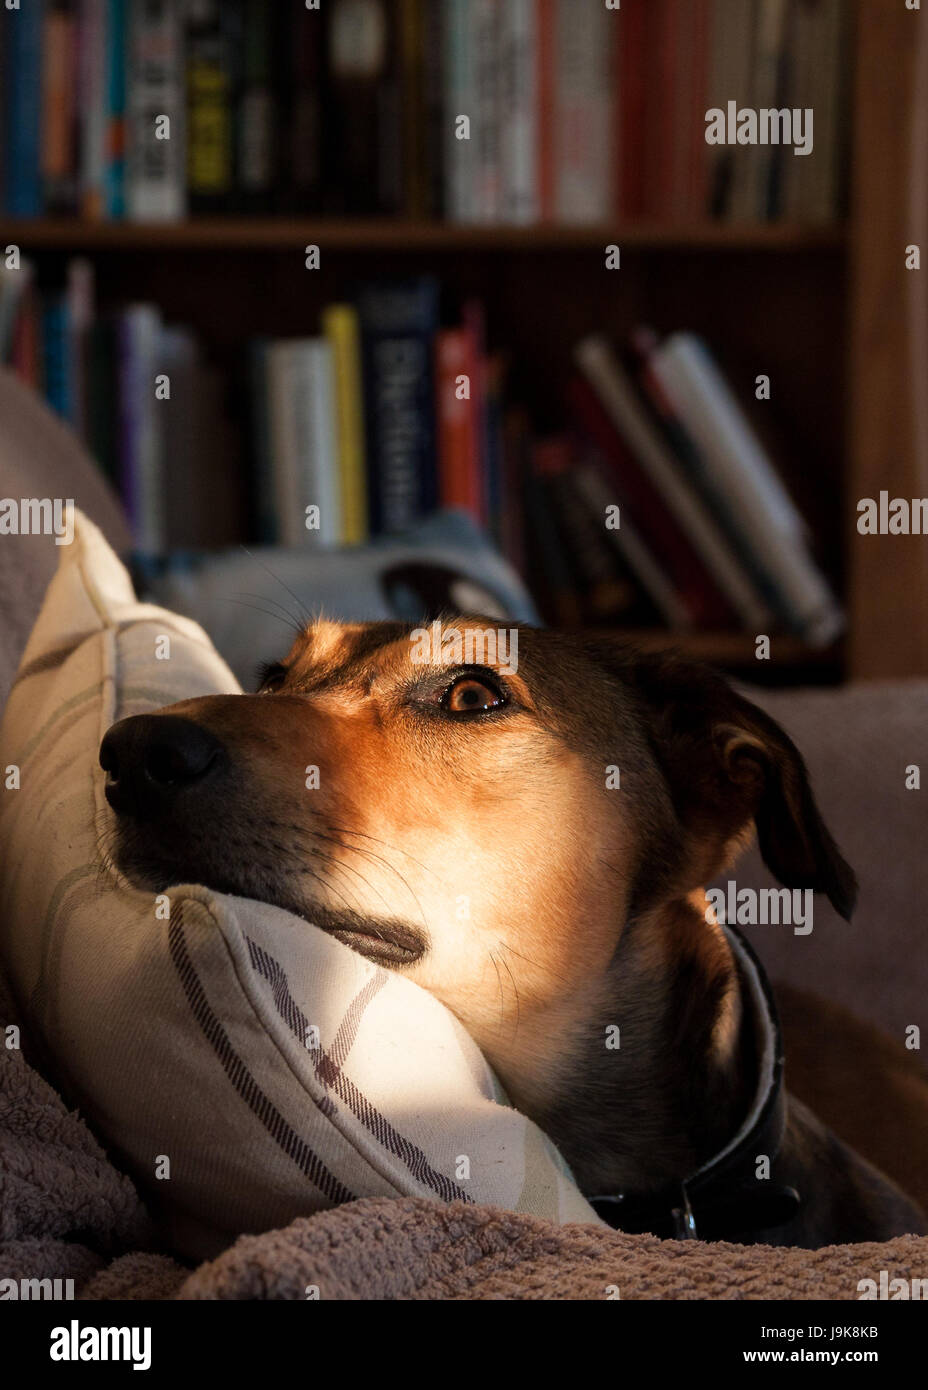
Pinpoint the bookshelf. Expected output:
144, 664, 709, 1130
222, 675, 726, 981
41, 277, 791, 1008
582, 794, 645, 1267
1, 0, 923, 683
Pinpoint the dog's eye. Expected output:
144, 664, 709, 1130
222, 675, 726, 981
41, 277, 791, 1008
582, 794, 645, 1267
442, 674, 506, 715
256, 662, 288, 694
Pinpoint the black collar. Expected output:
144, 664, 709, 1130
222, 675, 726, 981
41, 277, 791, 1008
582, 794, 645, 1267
590, 924, 801, 1242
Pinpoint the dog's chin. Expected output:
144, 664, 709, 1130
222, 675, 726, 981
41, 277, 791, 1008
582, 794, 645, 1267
109, 840, 427, 968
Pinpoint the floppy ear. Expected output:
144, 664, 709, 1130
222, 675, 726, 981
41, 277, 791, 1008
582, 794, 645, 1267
617, 650, 858, 921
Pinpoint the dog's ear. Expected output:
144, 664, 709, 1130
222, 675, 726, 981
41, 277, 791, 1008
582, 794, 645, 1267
602, 648, 858, 920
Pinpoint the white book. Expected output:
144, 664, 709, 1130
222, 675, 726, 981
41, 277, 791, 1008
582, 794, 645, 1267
126, 0, 187, 222
554, 0, 613, 223
575, 335, 772, 630
499, 0, 537, 224
650, 333, 844, 645
573, 462, 693, 630
290, 340, 341, 549
267, 341, 341, 550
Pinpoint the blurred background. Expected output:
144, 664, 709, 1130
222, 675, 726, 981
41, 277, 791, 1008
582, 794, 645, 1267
1, 0, 926, 687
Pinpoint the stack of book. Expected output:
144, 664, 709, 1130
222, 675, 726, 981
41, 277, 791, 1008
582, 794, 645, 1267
0, 0, 851, 226
0, 256, 842, 645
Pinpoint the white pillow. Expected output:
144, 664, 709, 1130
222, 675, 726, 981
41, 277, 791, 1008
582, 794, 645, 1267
0, 512, 599, 1259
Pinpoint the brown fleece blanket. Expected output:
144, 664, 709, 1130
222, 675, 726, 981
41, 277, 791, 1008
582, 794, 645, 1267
2, 962, 927, 1301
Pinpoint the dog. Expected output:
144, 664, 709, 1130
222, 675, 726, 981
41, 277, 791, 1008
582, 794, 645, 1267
99, 617, 927, 1248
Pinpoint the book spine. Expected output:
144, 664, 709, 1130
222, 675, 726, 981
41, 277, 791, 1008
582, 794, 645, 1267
400, 0, 427, 219
499, 0, 537, 224
78, 0, 107, 218
286, 0, 322, 212
471, 0, 502, 223
422, 0, 445, 218
322, 304, 369, 547
553, 0, 613, 223
575, 334, 772, 629
567, 371, 732, 629
185, 0, 236, 212
356, 278, 439, 534
237, 0, 276, 210
126, 0, 186, 221
266, 341, 302, 547
41, 0, 78, 214
104, 0, 127, 218
435, 326, 481, 516
571, 460, 693, 629
118, 305, 164, 552
5, 0, 44, 216
292, 341, 340, 548
444, 0, 476, 221
42, 296, 71, 419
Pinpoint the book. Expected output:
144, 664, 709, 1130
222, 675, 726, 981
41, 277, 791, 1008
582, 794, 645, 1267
126, 0, 186, 221
435, 325, 481, 517
575, 334, 771, 629
322, 304, 369, 547
553, 0, 613, 223
567, 371, 735, 629
615, 0, 647, 221
237, 0, 276, 210
647, 332, 844, 644
570, 457, 693, 630
545, 442, 652, 625
498, 0, 537, 224
104, 0, 127, 218
708, 0, 757, 219
443, 0, 478, 221
286, 0, 322, 212
325, 0, 399, 215
265, 339, 340, 549
184, 0, 237, 213
4, 0, 44, 216
471, 0, 502, 223
355, 277, 439, 534
78, 0, 108, 219
41, 0, 78, 214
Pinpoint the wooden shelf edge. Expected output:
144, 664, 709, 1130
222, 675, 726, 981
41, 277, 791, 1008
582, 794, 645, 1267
0, 217, 849, 253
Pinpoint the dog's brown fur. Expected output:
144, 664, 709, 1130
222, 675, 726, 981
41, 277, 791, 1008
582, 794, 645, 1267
100, 618, 927, 1247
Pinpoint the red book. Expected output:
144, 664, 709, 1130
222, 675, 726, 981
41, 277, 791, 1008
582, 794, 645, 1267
435, 327, 481, 517
686, 0, 712, 217
567, 372, 735, 629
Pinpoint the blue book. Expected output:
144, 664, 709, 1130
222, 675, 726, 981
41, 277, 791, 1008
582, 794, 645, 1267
355, 277, 440, 534
4, 0, 44, 216
42, 296, 71, 420
105, 0, 127, 218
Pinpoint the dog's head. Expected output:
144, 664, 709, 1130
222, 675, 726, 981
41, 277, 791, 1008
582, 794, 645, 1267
100, 618, 856, 1140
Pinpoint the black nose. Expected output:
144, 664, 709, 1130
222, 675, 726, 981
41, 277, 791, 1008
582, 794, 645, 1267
100, 715, 224, 819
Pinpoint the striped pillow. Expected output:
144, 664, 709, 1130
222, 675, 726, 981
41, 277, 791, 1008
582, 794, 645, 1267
0, 512, 599, 1259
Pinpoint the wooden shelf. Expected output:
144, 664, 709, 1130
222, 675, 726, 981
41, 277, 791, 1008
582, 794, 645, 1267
0, 217, 848, 253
